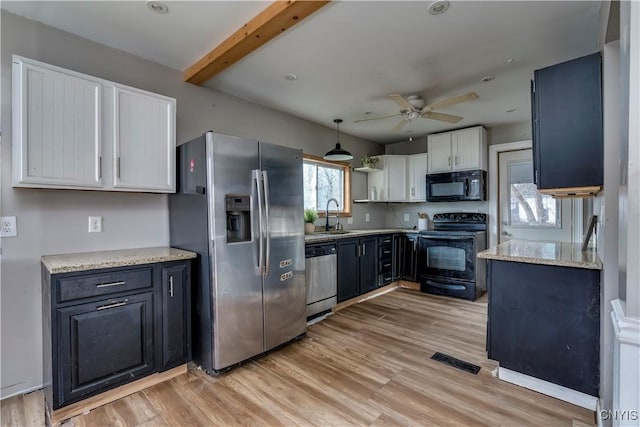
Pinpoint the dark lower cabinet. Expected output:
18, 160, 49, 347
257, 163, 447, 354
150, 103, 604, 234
160, 263, 191, 369
43, 259, 192, 411
487, 259, 600, 397
58, 292, 154, 406
400, 233, 419, 281
378, 235, 394, 286
337, 237, 378, 302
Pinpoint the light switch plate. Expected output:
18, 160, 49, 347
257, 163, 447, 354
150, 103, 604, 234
347, 217, 353, 225
365, 213, 370, 223
404, 213, 410, 222
1, 216, 17, 237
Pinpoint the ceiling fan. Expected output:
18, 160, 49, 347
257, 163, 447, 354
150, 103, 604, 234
355, 92, 479, 131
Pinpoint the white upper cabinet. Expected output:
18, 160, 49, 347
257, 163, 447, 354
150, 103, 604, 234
12, 58, 103, 188
427, 126, 487, 173
12, 56, 176, 193
112, 86, 175, 192
408, 153, 428, 202
366, 155, 408, 202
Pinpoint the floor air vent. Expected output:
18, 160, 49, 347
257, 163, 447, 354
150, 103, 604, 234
431, 352, 481, 375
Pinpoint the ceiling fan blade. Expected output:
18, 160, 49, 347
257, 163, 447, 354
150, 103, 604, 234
421, 111, 463, 124
392, 118, 408, 131
389, 94, 415, 111
425, 92, 479, 110
353, 113, 402, 123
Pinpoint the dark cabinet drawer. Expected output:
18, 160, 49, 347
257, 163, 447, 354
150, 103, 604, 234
56, 267, 153, 303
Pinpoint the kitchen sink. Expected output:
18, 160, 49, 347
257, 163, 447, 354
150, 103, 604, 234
317, 230, 352, 235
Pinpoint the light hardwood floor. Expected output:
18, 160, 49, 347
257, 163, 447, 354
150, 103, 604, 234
1, 289, 595, 426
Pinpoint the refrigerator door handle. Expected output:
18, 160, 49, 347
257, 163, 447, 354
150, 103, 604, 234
262, 170, 271, 275
254, 169, 265, 276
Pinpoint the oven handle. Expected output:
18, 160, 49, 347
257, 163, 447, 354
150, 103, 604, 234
419, 235, 474, 241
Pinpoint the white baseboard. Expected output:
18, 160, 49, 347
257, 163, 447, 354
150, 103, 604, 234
0, 383, 43, 401
498, 367, 598, 410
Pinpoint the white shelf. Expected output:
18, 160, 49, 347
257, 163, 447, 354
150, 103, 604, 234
353, 166, 382, 173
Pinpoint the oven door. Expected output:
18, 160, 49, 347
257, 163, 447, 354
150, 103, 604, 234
417, 235, 475, 281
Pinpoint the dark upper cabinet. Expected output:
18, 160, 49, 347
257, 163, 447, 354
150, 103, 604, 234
531, 52, 603, 195
160, 263, 191, 369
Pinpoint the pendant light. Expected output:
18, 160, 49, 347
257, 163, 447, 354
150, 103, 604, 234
323, 119, 353, 161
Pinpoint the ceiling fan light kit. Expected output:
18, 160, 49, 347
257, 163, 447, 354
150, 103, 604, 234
355, 91, 479, 130
323, 119, 353, 161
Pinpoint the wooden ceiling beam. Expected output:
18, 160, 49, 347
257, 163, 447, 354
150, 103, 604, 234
184, 0, 331, 85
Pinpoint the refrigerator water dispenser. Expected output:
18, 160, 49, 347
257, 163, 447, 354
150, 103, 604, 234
225, 194, 251, 243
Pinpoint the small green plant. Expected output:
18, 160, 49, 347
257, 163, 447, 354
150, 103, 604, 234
304, 208, 318, 223
361, 156, 381, 168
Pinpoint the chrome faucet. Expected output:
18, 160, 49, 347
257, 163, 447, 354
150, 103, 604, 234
325, 198, 340, 231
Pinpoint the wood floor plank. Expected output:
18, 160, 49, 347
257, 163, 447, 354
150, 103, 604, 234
1, 288, 595, 427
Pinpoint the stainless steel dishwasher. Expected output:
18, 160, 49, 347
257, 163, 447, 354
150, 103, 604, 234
305, 242, 337, 318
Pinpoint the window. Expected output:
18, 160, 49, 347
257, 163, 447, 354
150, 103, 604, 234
303, 154, 351, 217
508, 160, 560, 228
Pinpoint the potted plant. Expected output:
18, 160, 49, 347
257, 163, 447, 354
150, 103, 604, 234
361, 156, 381, 169
304, 208, 318, 234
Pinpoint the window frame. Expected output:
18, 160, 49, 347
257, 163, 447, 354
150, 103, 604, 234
303, 154, 352, 218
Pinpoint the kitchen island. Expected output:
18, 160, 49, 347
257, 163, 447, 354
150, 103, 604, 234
477, 240, 601, 410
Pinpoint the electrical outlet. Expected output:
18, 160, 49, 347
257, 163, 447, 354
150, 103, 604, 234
1, 216, 17, 237
88, 216, 103, 233
365, 213, 370, 223
403, 213, 410, 222
347, 217, 353, 225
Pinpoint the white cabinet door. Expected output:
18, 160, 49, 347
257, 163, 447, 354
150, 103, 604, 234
112, 86, 176, 192
12, 58, 102, 188
408, 153, 428, 201
384, 155, 408, 201
427, 133, 452, 173
453, 127, 482, 170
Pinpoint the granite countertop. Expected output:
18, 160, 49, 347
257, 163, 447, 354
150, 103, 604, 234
42, 247, 198, 274
477, 239, 602, 270
305, 228, 419, 243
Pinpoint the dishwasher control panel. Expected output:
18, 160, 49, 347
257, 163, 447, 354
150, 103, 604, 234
305, 243, 337, 258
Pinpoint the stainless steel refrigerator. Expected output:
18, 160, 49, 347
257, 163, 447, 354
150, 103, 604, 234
169, 131, 306, 373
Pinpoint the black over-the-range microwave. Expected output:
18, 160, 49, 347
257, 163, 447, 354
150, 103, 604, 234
425, 169, 487, 202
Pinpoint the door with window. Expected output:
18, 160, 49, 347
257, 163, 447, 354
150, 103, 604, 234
499, 149, 572, 243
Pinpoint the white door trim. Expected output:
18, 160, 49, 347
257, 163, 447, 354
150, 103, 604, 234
488, 140, 532, 248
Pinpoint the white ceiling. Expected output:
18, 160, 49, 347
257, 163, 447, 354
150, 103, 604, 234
2, 1, 606, 144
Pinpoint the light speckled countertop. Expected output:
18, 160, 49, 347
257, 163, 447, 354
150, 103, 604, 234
42, 247, 197, 274
477, 239, 602, 270
305, 228, 419, 244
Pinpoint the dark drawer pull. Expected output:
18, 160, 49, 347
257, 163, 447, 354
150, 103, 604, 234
96, 301, 127, 311
96, 281, 126, 288
382, 239, 391, 243
383, 263, 391, 268
383, 250, 391, 254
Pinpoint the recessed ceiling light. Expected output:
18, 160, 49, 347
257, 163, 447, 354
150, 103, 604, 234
507, 58, 515, 64
284, 74, 297, 81
428, 0, 450, 15
506, 108, 517, 113
481, 75, 495, 83
147, 1, 168, 14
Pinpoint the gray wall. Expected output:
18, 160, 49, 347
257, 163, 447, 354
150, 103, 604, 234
0, 11, 383, 398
